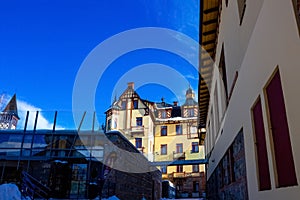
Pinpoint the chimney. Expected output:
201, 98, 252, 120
173, 101, 178, 106
127, 82, 134, 89
161, 97, 165, 106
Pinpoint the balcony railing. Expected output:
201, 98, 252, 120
187, 132, 199, 139
131, 125, 144, 133
173, 152, 185, 160
123, 126, 145, 137
168, 171, 201, 179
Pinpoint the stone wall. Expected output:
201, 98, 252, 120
207, 129, 248, 199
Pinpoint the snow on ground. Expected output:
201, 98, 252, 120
0, 183, 21, 200
99, 196, 120, 200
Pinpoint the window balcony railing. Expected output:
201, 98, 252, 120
173, 152, 185, 160
187, 132, 199, 139
129, 126, 144, 137
168, 171, 201, 179
131, 125, 144, 132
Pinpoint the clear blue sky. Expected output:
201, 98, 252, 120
0, 0, 199, 127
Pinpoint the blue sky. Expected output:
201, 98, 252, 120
0, 0, 199, 128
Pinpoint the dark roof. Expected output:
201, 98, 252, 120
171, 106, 181, 117
186, 87, 193, 95
182, 98, 198, 107
155, 102, 173, 108
2, 94, 19, 119
200, 0, 221, 126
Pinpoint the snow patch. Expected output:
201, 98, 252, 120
0, 183, 21, 200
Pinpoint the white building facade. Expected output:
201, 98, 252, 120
200, 0, 300, 199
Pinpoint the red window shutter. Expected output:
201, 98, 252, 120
252, 98, 271, 190
266, 70, 297, 187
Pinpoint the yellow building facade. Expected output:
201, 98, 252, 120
105, 82, 155, 161
154, 88, 205, 197
105, 83, 205, 197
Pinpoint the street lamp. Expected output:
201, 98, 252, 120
198, 124, 206, 145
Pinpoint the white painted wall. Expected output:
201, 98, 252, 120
205, 0, 300, 199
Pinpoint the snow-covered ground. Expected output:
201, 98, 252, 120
0, 183, 21, 200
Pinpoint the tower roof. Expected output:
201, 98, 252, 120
2, 94, 20, 119
186, 87, 193, 95
183, 87, 197, 106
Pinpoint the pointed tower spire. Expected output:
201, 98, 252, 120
2, 94, 19, 119
0, 94, 20, 129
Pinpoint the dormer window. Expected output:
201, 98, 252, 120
121, 101, 126, 109
133, 100, 138, 109
188, 108, 194, 117
161, 110, 167, 118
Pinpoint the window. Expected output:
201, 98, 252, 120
176, 143, 183, 153
136, 117, 143, 126
265, 69, 297, 187
133, 100, 138, 109
193, 181, 199, 192
225, 0, 228, 7
161, 144, 167, 155
191, 142, 199, 153
228, 146, 235, 183
251, 97, 271, 190
161, 126, 167, 136
161, 166, 167, 174
237, 0, 246, 25
297, 0, 300, 18
161, 110, 167, 118
295, 0, 300, 36
121, 101, 126, 109
188, 108, 194, 117
135, 138, 142, 149
192, 165, 199, 173
176, 165, 183, 173
219, 46, 228, 105
176, 125, 182, 135
107, 119, 111, 131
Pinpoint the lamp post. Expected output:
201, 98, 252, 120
198, 124, 206, 145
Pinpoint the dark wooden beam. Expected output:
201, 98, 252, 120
203, 18, 218, 26
202, 39, 215, 46
203, 7, 219, 14
203, 30, 216, 36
